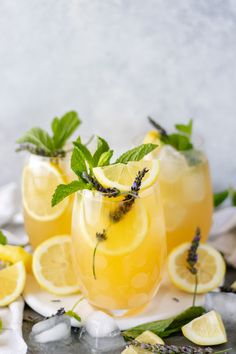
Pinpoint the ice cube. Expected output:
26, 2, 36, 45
85, 311, 119, 338
182, 168, 206, 203
205, 292, 236, 324
159, 145, 188, 183
80, 328, 125, 353
30, 315, 71, 344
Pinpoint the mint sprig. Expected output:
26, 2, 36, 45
122, 306, 205, 340
52, 136, 158, 206
213, 188, 236, 208
0, 318, 2, 333
16, 111, 81, 157
148, 117, 194, 152
0, 230, 7, 245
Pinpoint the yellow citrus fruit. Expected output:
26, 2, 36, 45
0, 244, 32, 272
0, 261, 26, 306
32, 235, 80, 295
93, 160, 159, 192
143, 130, 163, 158
136, 330, 164, 345
182, 310, 227, 345
168, 243, 226, 294
22, 159, 69, 221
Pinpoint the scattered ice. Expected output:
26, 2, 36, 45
205, 292, 236, 324
29, 315, 71, 345
159, 145, 188, 183
85, 311, 119, 338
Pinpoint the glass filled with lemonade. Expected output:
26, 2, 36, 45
22, 153, 74, 248
71, 183, 166, 311
144, 119, 213, 253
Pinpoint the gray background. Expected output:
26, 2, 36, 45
0, 0, 236, 189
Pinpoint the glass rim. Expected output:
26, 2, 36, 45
76, 182, 159, 204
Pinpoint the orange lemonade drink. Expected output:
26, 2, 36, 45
22, 154, 74, 248
71, 182, 166, 311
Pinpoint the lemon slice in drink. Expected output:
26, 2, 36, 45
79, 196, 148, 255
93, 160, 159, 192
0, 244, 32, 272
168, 243, 226, 294
33, 235, 80, 295
22, 159, 69, 221
0, 261, 26, 306
182, 310, 227, 345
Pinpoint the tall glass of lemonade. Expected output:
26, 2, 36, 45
144, 119, 213, 253
17, 110, 81, 248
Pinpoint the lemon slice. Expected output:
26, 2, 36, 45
0, 245, 32, 272
182, 310, 227, 345
33, 235, 80, 295
143, 130, 163, 157
0, 261, 26, 306
93, 160, 159, 192
136, 330, 164, 345
79, 197, 148, 255
22, 159, 69, 221
168, 243, 226, 294
122, 347, 148, 354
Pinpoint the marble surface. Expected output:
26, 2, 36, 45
0, 1, 236, 189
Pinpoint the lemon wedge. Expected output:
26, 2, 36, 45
22, 159, 69, 221
93, 160, 159, 192
0, 244, 32, 272
32, 235, 80, 295
136, 330, 164, 345
0, 261, 26, 306
182, 310, 227, 345
168, 243, 226, 294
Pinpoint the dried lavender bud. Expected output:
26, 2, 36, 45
45, 307, 66, 319
92, 230, 107, 280
110, 168, 149, 222
129, 340, 214, 353
187, 227, 201, 275
82, 172, 120, 197
16, 144, 66, 158
220, 285, 236, 294
148, 116, 168, 137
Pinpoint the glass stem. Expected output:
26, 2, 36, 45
192, 273, 198, 307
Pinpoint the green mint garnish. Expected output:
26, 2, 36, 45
116, 144, 158, 164
214, 190, 229, 208
0, 230, 7, 245
16, 111, 81, 157
0, 318, 2, 333
122, 306, 205, 340
52, 136, 158, 206
65, 310, 81, 323
232, 190, 236, 206
148, 117, 194, 152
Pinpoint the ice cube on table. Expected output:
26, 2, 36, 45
159, 145, 188, 183
81, 311, 125, 353
29, 315, 71, 345
85, 311, 120, 338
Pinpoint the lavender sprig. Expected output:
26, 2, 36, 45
92, 229, 107, 280
110, 168, 149, 222
129, 340, 231, 353
187, 227, 201, 307
16, 144, 66, 158
82, 172, 120, 198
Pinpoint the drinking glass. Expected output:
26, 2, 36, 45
71, 183, 166, 311
22, 153, 74, 248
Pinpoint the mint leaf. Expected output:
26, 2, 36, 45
98, 150, 113, 166
73, 141, 94, 171
52, 180, 87, 206
0, 318, 2, 333
116, 144, 158, 164
71, 146, 88, 177
232, 191, 236, 207
65, 310, 81, 323
122, 306, 205, 340
0, 230, 7, 245
162, 134, 193, 151
52, 111, 81, 149
16, 127, 54, 154
175, 119, 193, 137
93, 137, 110, 166
214, 190, 229, 208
